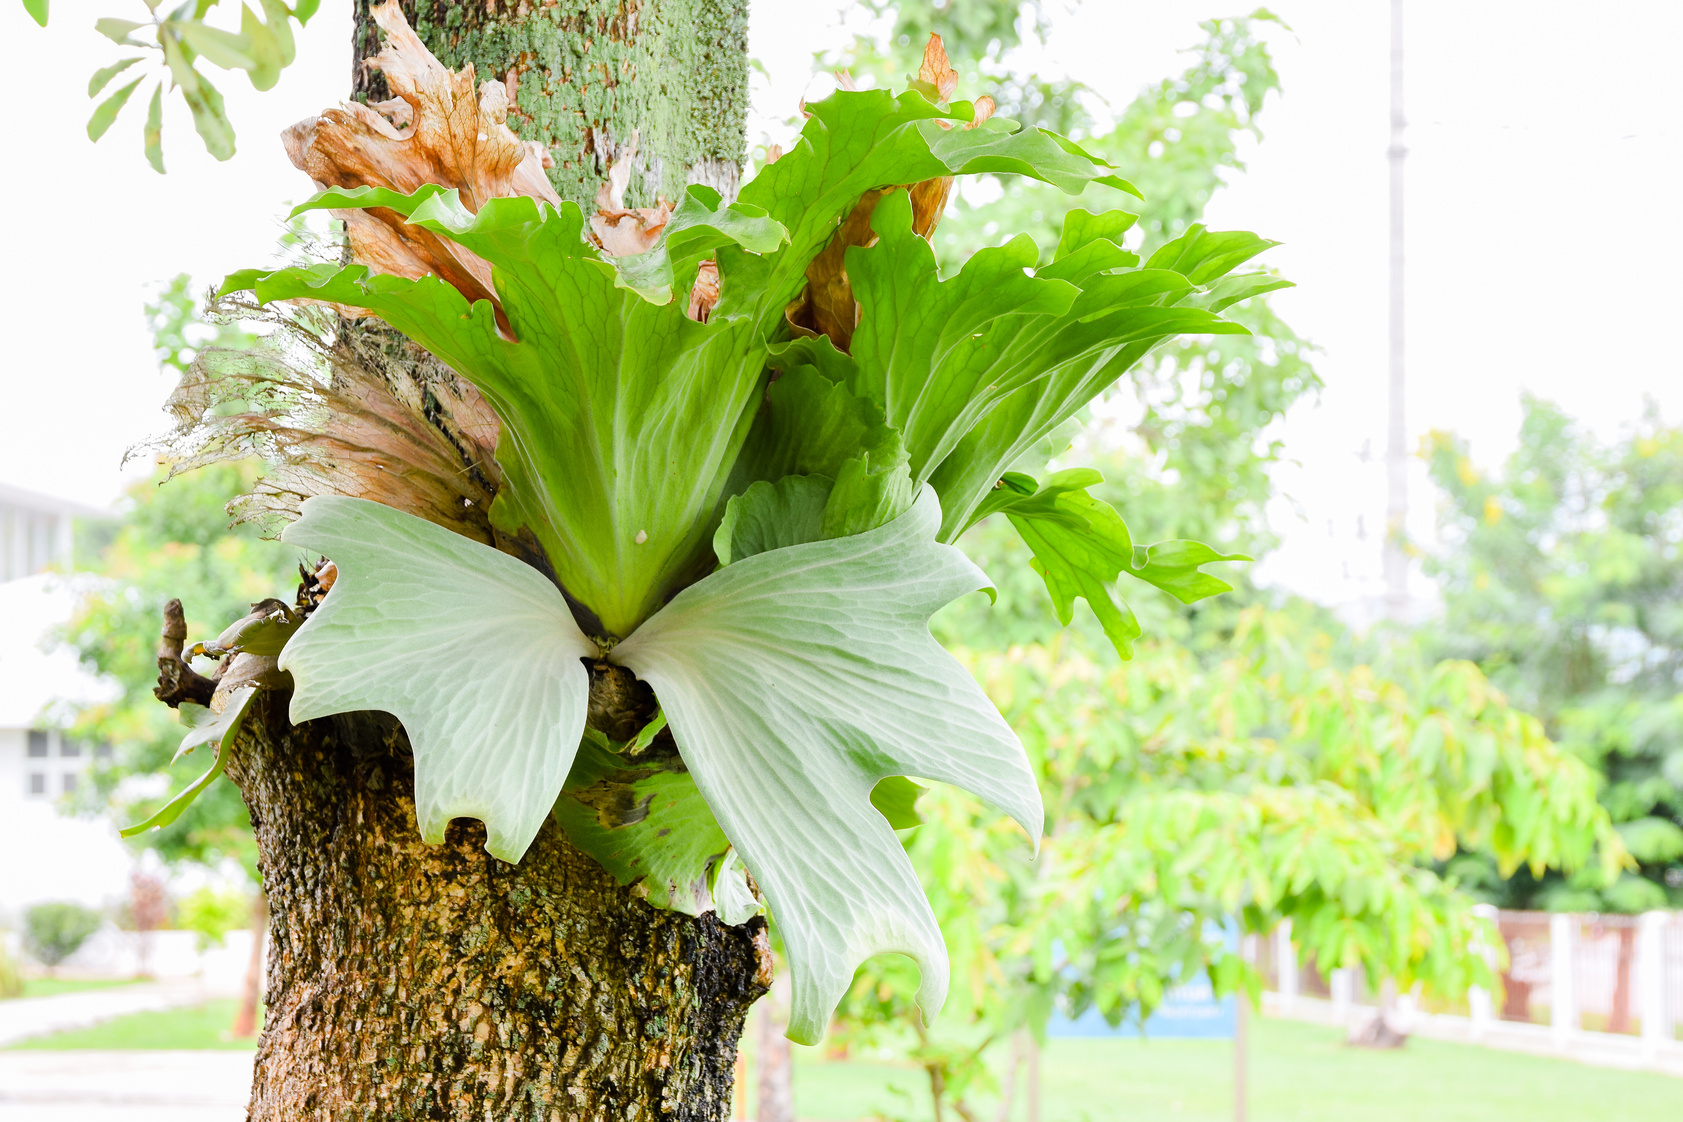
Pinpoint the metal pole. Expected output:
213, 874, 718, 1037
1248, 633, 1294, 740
1383, 0, 1409, 619
1234, 986, 1248, 1122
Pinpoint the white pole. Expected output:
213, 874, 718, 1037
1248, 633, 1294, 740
1276, 920, 1298, 1017
1330, 968, 1354, 1026
1468, 904, 1497, 1040
1638, 911, 1668, 1060
1550, 913, 1577, 1048
1382, 0, 1410, 619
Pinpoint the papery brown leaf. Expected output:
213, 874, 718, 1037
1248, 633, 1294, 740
688, 260, 721, 323
138, 294, 504, 546
281, 0, 560, 313
783, 36, 994, 355
586, 129, 676, 258
918, 34, 960, 104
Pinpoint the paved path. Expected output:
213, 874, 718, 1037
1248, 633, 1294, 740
0, 980, 226, 1047
0, 1050, 252, 1121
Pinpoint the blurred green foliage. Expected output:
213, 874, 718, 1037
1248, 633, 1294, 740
176, 885, 252, 951
62, 276, 297, 878
822, 9, 1621, 1118
1425, 397, 1683, 912
23, 901, 103, 968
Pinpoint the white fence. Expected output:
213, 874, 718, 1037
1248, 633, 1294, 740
6, 925, 260, 995
1265, 908, 1683, 1075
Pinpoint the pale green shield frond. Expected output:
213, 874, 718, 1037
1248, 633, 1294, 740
610, 487, 1042, 1044
278, 496, 594, 862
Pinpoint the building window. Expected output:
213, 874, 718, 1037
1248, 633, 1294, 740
28, 773, 46, 795
93, 741, 113, 760
27, 730, 49, 758
61, 773, 77, 795
60, 739, 80, 758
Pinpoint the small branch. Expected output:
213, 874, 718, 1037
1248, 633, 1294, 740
153, 598, 218, 708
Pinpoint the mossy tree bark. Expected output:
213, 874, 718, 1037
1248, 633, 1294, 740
352, 0, 749, 210
227, 4, 765, 1118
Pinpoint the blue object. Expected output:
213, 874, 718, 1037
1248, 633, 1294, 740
1046, 976, 1236, 1039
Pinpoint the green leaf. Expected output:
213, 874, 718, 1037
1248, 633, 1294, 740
86, 76, 144, 141
1615, 816, 1683, 864
143, 82, 165, 173
1056, 207, 1139, 260
196, 597, 298, 657
22, 0, 47, 27
839, 189, 1080, 480
721, 89, 1138, 332
926, 208, 1275, 539
239, 192, 773, 638
988, 470, 1247, 659
714, 475, 832, 566
871, 776, 927, 830
1145, 223, 1279, 285
258, 0, 296, 67
1126, 539, 1251, 604
182, 71, 235, 160
822, 443, 916, 539
88, 57, 143, 98
604, 184, 789, 303
173, 18, 257, 72
121, 685, 258, 838
612, 487, 1041, 1044
293, 0, 320, 22
277, 495, 596, 862
238, 4, 286, 89
733, 363, 874, 485
552, 739, 745, 917
95, 17, 147, 45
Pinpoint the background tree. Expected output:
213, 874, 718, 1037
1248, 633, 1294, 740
23, 902, 103, 972
811, 12, 1620, 1118
1425, 397, 1683, 911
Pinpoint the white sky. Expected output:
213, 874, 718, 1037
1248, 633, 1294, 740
2, 1, 1679, 612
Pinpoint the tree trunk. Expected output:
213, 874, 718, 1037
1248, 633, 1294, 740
352, 0, 749, 211
232, 891, 267, 1038
229, 695, 771, 1120
220, 5, 764, 1117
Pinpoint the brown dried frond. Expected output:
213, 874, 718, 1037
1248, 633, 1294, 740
281, 0, 560, 313
585, 130, 676, 259
918, 34, 960, 104
136, 294, 502, 544
784, 35, 995, 354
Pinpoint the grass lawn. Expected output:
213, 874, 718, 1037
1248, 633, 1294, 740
785, 1017, 1681, 1122
7, 1005, 1676, 1120
5, 977, 143, 1001
7, 998, 260, 1051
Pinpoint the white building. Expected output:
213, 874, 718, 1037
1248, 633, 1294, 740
0, 482, 133, 913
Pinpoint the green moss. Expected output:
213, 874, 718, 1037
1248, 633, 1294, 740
411, 0, 748, 211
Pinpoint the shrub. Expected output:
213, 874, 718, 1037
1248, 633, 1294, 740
23, 901, 103, 969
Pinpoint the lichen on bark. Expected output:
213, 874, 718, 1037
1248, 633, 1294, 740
354, 0, 749, 211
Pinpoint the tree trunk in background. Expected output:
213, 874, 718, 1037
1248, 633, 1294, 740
223, 4, 764, 1118
231, 892, 267, 1038
352, 0, 749, 211
755, 972, 793, 1122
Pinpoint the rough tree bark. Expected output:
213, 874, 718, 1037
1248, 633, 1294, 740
351, 0, 748, 210
216, 3, 767, 1118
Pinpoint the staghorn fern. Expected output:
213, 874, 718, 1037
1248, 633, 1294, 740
146, 15, 1280, 1043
